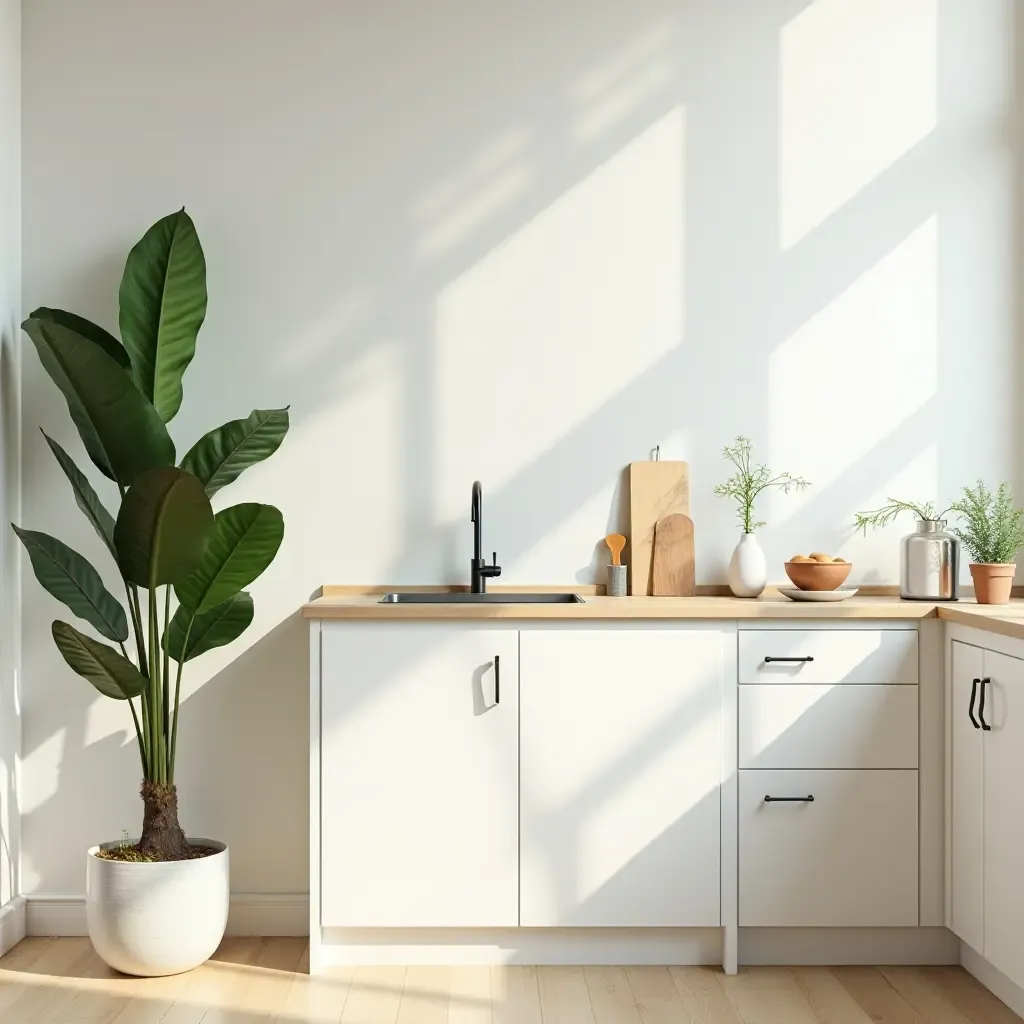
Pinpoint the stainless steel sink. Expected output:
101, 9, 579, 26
379, 592, 585, 605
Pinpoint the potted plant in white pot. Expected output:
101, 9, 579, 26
14, 209, 289, 976
948, 481, 1024, 605
713, 436, 809, 597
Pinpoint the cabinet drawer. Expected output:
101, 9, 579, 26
739, 685, 918, 769
739, 629, 918, 685
739, 770, 918, 926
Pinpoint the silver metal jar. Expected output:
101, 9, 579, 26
900, 520, 960, 601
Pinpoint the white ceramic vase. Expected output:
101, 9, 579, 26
86, 839, 229, 977
728, 532, 767, 598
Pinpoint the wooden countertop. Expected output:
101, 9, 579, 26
302, 587, 1024, 638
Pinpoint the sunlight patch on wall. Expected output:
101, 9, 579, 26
415, 130, 531, 261
569, 24, 676, 143
779, 0, 936, 249
512, 482, 619, 584
272, 341, 403, 584
435, 106, 685, 520
768, 218, 937, 521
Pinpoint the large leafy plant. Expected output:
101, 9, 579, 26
15, 210, 288, 860
948, 481, 1024, 565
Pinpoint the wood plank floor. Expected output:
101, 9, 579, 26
0, 938, 1018, 1023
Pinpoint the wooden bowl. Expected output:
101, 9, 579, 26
784, 560, 852, 591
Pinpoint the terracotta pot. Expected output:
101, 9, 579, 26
969, 563, 1016, 605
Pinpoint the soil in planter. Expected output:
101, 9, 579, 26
95, 782, 220, 862
95, 842, 219, 863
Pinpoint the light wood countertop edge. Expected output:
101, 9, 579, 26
936, 605, 1024, 642
303, 587, 1024, 638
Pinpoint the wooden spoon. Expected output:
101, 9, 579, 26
605, 534, 626, 566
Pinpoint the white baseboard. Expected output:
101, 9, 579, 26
960, 942, 1024, 1018
0, 897, 26, 955
309, 926, 959, 970
740, 928, 959, 966
25, 893, 309, 938
315, 927, 723, 968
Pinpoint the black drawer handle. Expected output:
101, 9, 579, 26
494, 655, 500, 705
969, 678, 981, 729
979, 676, 991, 731
764, 656, 814, 664
764, 795, 815, 803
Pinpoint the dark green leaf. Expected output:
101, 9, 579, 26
31, 307, 132, 371
175, 503, 284, 614
41, 431, 116, 558
51, 620, 145, 699
13, 526, 128, 642
164, 591, 254, 662
22, 316, 175, 485
180, 408, 290, 497
119, 209, 207, 423
114, 467, 214, 587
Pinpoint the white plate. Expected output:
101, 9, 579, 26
778, 586, 859, 603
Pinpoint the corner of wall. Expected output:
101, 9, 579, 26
0, 0, 22, 911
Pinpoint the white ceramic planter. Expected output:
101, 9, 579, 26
86, 838, 229, 977
728, 532, 767, 598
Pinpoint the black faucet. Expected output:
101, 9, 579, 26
470, 481, 502, 593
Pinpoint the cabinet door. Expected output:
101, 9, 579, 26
983, 649, 1024, 986
950, 641, 985, 952
739, 769, 918, 926
519, 627, 724, 927
319, 623, 519, 927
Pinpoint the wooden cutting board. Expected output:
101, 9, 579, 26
652, 513, 696, 596
629, 460, 690, 595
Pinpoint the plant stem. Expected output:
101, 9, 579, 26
168, 616, 193, 783
148, 585, 163, 784
120, 640, 148, 776
162, 587, 171, 756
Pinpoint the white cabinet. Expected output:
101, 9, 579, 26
739, 629, 918, 685
319, 623, 519, 928
739, 684, 918, 770
739, 769, 919, 927
737, 626, 921, 929
519, 627, 726, 927
951, 640, 1024, 987
982, 650, 1024, 986
950, 641, 984, 952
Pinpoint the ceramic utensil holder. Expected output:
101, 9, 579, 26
607, 564, 627, 597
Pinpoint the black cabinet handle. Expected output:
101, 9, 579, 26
764, 656, 814, 664
969, 678, 981, 729
979, 676, 992, 731
494, 655, 500, 705
764, 795, 815, 803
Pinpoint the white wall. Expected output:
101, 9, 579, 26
19, 0, 1021, 898
0, 0, 20, 910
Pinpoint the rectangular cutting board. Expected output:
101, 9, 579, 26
629, 460, 690, 595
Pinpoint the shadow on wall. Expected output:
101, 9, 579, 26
16, 0, 1021, 895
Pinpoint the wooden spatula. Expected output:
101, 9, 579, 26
604, 534, 626, 566
652, 514, 695, 596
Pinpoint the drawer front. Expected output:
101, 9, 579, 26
739, 629, 918, 685
739, 769, 918, 927
739, 685, 918, 770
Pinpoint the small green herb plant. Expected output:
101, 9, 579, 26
713, 436, 810, 534
854, 499, 951, 534
948, 481, 1024, 565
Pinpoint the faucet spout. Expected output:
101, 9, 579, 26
469, 481, 501, 593
471, 481, 483, 564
